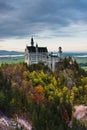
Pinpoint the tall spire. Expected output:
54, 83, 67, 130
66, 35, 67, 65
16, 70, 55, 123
31, 37, 34, 46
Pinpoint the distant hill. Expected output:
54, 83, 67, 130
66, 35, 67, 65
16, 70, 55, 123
0, 50, 24, 55
63, 52, 87, 58
49, 52, 87, 58
0, 50, 87, 57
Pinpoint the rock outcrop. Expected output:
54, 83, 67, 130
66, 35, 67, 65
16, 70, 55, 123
74, 105, 87, 121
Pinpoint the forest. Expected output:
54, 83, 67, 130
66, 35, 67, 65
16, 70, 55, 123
0, 57, 87, 130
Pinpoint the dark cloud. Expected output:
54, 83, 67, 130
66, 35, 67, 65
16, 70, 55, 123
0, 0, 87, 39
0, 0, 14, 12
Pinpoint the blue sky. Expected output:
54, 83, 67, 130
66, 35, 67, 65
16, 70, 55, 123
0, 0, 87, 52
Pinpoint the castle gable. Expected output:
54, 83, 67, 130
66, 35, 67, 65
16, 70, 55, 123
38, 47, 48, 52
27, 46, 48, 53
27, 46, 36, 52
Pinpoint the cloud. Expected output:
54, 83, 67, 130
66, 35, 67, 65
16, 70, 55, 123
0, 0, 87, 39
0, 0, 14, 12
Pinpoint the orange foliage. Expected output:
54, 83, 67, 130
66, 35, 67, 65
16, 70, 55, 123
34, 85, 45, 94
33, 95, 45, 104
33, 85, 45, 104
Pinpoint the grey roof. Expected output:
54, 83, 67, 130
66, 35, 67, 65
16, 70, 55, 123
27, 46, 36, 52
27, 46, 48, 53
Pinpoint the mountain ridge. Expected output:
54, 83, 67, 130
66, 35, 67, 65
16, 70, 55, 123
0, 50, 24, 55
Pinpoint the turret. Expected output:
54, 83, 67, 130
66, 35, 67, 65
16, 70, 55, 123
31, 37, 34, 46
36, 43, 38, 64
58, 46, 62, 61
36, 43, 38, 53
36, 43, 38, 48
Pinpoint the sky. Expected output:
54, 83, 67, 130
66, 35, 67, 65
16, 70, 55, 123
0, 0, 87, 52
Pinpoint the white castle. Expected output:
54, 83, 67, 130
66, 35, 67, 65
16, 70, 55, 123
25, 37, 62, 71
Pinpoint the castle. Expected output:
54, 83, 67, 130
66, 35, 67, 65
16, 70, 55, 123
25, 37, 62, 71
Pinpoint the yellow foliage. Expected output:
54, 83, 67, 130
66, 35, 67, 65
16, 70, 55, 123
81, 77, 87, 84
84, 84, 87, 91
58, 92, 63, 97
48, 95, 53, 101
23, 71, 29, 78
70, 95, 74, 104
72, 86, 78, 93
63, 86, 68, 93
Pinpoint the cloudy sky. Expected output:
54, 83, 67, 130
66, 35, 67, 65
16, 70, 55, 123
0, 0, 87, 52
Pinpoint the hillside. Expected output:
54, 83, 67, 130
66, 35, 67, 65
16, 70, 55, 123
0, 60, 87, 130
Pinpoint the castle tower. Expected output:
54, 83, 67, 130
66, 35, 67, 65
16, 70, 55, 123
31, 37, 34, 46
36, 43, 38, 63
58, 46, 62, 61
